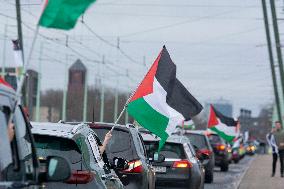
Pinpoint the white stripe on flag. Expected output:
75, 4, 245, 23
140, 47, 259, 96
215, 118, 237, 137
143, 78, 184, 135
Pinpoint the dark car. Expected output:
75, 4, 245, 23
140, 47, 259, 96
141, 132, 205, 189
184, 130, 215, 183
207, 132, 229, 172
0, 84, 70, 189
31, 122, 125, 189
89, 122, 155, 189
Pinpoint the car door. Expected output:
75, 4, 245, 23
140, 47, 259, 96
0, 104, 38, 189
137, 133, 155, 189
0, 108, 13, 184
86, 133, 124, 189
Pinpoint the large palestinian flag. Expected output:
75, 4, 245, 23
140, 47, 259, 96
127, 46, 203, 149
208, 105, 239, 142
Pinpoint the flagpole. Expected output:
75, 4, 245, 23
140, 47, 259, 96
8, 26, 39, 123
110, 84, 139, 131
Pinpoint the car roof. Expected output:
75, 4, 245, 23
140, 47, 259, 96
31, 122, 88, 139
141, 132, 189, 144
87, 122, 137, 132
184, 130, 207, 135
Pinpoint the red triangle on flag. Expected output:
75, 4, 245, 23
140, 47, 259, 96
129, 49, 162, 102
208, 105, 219, 128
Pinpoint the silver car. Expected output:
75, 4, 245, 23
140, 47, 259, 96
31, 122, 125, 189
0, 84, 70, 189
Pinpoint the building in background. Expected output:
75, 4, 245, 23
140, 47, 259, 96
238, 106, 272, 142
205, 98, 233, 117
67, 59, 86, 121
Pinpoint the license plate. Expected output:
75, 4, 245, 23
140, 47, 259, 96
153, 166, 166, 173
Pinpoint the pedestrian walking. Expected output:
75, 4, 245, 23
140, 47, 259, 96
266, 127, 278, 177
274, 121, 284, 177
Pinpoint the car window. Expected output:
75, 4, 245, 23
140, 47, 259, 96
33, 134, 82, 167
138, 134, 148, 158
144, 141, 186, 159
0, 109, 12, 173
93, 128, 138, 161
186, 133, 208, 149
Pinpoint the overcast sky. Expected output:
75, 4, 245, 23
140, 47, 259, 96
1, 0, 284, 116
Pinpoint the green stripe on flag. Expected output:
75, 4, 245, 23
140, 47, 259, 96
127, 97, 169, 150
210, 127, 235, 142
39, 0, 96, 30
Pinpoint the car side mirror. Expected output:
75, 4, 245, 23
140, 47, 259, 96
152, 153, 165, 163
113, 157, 129, 170
44, 156, 71, 182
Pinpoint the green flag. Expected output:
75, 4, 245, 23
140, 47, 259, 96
38, 0, 96, 30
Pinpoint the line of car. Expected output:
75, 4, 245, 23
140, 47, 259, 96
1, 85, 255, 189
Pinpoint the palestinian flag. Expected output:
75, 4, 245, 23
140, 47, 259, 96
208, 105, 239, 142
38, 0, 96, 30
127, 46, 203, 150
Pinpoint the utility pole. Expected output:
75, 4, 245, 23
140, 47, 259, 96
35, 43, 43, 122
2, 24, 7, 78
113, 81, 118, 122
100, 56, 105, 122
15, 0, 27, 106
62, 56, 68, 121
270, 0, 284, 102
143, 56, 147, 68
15, 0, 24, 57
83, 70, 88, 122
262, 0, 283, 125
113, 37, 120, 122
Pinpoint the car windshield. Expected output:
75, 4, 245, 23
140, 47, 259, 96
144, 141, 186, 159
92, 128, 138, 161
186, 133, 208, 149
33, 134, 82, 164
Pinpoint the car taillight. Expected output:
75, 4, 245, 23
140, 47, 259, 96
122, 160, 143, 173
172, 160, 192, 168
198, 149, 212, 156
65, 170, 94, 184
216, 144, 226, 151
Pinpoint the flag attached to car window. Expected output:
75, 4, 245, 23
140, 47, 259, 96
38, 0, 96, 30
126, 46, 203, 150
208, 105, 239, 142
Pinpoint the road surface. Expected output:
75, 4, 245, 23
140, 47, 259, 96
205, 156, 254, 189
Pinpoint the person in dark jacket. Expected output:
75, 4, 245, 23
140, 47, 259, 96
274, 121, 284, 177
267, 127, 278, 177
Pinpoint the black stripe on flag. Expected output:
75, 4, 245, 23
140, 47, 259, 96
212, 106, 237, 126
155, 46, 203, 120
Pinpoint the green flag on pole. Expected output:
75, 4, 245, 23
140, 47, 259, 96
38, 0, 96, 30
